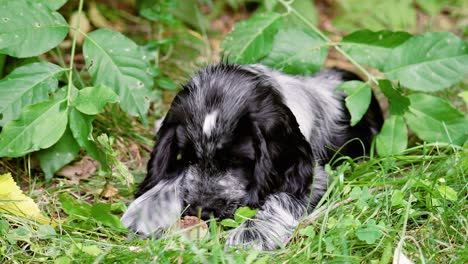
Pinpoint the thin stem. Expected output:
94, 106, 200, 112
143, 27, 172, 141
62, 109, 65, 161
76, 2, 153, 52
66, 0, 85, 103
278, 0, 378, 85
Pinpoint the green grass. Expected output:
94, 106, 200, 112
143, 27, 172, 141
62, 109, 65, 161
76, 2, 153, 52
1, 143, 466, 263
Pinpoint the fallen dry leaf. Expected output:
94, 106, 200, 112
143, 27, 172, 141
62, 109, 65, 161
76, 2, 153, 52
172, 216, 209, 240
56, 156, 98, 184
69, 11, 91, 45
101, 184, 119, 198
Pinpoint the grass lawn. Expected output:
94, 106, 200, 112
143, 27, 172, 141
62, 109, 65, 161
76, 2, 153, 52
0, 1, 467, 263
1, 142, 466, 263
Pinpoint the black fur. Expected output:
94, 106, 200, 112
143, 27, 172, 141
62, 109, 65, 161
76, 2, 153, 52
121, 63, 383, 250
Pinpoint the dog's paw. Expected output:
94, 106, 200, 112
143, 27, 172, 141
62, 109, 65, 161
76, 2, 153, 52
225, 220, 289, 251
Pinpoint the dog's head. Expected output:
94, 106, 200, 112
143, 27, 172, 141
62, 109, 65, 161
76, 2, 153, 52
136, 64, 315, 220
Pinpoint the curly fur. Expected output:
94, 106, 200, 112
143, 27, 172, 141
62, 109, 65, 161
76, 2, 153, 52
121, 63, 383, 250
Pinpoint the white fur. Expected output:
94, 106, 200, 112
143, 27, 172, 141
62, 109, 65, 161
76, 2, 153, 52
203, 110, 219, 136
121, 178, 183, 237
227, 193, 306, 250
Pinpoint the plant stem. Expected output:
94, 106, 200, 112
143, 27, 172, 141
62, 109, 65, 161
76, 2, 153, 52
278, 0, 378, 85
66, 0, 85, 103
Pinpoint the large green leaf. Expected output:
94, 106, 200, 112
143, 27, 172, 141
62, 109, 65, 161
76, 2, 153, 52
261, 28, 327, 75
0, 62, 65, 126
83, 29, 153, 120
384, 32, 468, 92
221, 13, 283, 64
404, 94, 468, 145
33, 0, 68, 10
376, 115, 408, 156
73, 85, 119, 115
341, 30, 411, 71
69, 108, 107, 168
275, 0, 318, 27
0, 98, 68, 157
0, 0, 69, 58
333, 0, 416, 32
38, 126, 80, 180
336, 81, 371, 126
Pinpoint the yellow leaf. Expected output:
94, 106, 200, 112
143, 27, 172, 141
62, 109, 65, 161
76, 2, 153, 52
0, 173, 55, 225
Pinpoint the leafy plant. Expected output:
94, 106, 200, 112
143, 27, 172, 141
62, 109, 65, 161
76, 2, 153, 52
0, 0, 155, 179
221, 0, 468, 155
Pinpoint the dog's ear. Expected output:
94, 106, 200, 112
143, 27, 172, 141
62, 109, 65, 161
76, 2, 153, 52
136, 120, 180, 197
249, 88, 318, 203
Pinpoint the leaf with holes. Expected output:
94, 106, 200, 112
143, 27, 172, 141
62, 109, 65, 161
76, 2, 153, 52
0, 98, 68, 157
384, 32, 468, 91
404, 94, 468, 145
336, 81, 371, 126
73, 85, 119, 115
341, 30, 411, 71
83, 29, 153, 121
38, 127, 80, 181
376, 115, 408, 156
221, 13, 283, 64
261, 28, 327, 75
0, 62, 65, 126
0, 0, 69, 58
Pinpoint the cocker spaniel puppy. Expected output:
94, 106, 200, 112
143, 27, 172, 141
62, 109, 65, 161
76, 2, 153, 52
121, 63, 383, 250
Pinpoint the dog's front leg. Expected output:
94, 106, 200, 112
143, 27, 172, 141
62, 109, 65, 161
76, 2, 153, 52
121, 178, 183, 237
226, 192, 307, 250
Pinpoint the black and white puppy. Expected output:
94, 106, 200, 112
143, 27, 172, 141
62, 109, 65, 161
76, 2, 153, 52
121, 63, 383, 250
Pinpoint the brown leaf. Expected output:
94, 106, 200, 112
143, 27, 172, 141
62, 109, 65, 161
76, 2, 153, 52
101, 184, 119, 198
69, 12, 91, 45
56, 156, 98, 184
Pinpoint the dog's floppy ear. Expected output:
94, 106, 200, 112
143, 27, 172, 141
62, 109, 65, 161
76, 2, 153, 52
249, 88, 318, 203
136, 119, 180, 197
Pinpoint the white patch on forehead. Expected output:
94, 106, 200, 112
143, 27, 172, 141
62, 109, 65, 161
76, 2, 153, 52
203, 110, 219, 136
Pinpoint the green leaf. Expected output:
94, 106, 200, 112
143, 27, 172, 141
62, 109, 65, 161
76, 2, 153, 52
404, 94, 468, 145
234, 206, 258, 224
83, 29, 154, 121
341, 30, 411, 71
37, 225, 56, 239
458, 91, 468, 104
384, 32, 468, 92
73, 85, 119, 115
58, 193, 91, 218
261, 28, 327, 75
0, 219, 9, 234
378, 80, 410, 115
275, 0, 318, 27
156, 77, 178, 91
391, 190, 405, 207
0, 0, 69, 58
376, 115, 408, 156
221, 13, 283, 64
38, 127, 80, 180
220, 219, 239, 228
356, 219, 382, 244
33, 0, 68, 10
0, 98, 68, 157
299, 226, 316, 238
436, 185, 458, 201
415, 0, 445, 15
69, 108, 107, 168
333, 0, 416, 32
90, 203, 125, 230
336, 81, 371, 126
0, 62, 65, 126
